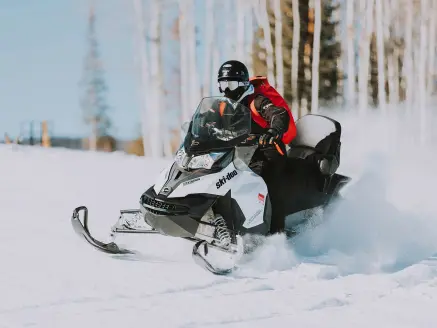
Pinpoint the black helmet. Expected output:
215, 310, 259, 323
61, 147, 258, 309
217, 60, 250, 101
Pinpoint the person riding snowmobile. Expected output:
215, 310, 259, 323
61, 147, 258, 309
216, 60, 296, 155
210, 60, 297, 234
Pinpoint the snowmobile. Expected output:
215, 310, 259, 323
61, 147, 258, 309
71, 96, 351, 275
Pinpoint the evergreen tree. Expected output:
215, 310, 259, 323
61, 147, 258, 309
79, 6, 112, 150
252, 0, 342, 114
318, 1, 342, 104
369, 33, 379, 106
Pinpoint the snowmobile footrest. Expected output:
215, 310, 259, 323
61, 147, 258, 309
71, 206, 134, 255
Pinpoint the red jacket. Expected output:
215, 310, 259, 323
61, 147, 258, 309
246, 76, 297, 144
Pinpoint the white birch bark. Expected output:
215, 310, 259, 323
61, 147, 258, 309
385, 0, 397, 106
311, 0, 321, 114
186, 0, 200, 112
427, 0, 436, 96
236, 0, 246, 61
223, 0, 234, 59
259, 0, 275, 84
202, 0, 214, 97
148, 0, 162, 157
403, 0, 414, 115
245, 0, 254, 74
212, 45, 220, 95
419, 0, 429, 144
358, 0, 374, 114
155, 2, 171, 158
273, 0, 284, 95
346, 0, 356, 109
291, 0, 300, 117
375, 0, 386, 113
390, 0, 401, 105
132, 0, 150, 155
179, 0, 191, 123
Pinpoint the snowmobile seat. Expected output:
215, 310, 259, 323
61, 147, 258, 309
286, 114, 342, 194
287, 114, 341, 175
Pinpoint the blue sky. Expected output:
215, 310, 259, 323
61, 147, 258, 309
0, 0, 157, 140
0, 0, 252, 141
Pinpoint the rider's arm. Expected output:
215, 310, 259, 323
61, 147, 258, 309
252, 94, 290, 135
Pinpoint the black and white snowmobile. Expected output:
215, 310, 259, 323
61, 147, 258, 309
71, 96, 351, 275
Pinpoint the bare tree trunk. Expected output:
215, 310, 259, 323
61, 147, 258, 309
375, 0, 386, 113
291, 0, 300, 117
419, 0, 429, 144
259, 0, 275, 84
427, 0, 436, 96
403, 0, 414, 115
346, 0, 356, 109
273, 0, 284, 95
358, 0, 374, 114
236, 0, 246, 61
179, 0, 191, 123
132, 0, 150, 155
311, 0, 321, 114
212, 45, 220, 95
148, 0, 162, 157
224, 0, 235, 59
245, 0, 254, 74
186, 0, 200, 113
385, 0, 397, 106
391, 0, 401, 105
203, 0, 214, 97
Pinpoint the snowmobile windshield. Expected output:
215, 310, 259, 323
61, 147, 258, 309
185, 96, 252, 155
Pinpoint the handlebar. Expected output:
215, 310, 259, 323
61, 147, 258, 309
242, 133, 285, 156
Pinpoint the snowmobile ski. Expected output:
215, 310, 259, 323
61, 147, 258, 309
191, 235, 244, 275
71, 206, 134, 255
192, 241, 234, 275
192, 240, 234, 276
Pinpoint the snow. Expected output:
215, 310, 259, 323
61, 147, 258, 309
1, 110, 437, 327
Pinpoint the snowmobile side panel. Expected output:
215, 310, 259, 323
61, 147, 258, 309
167, 161, 268, 230
71, 206, 134, 255
168, 162, 240, 198
153, 163, 174, 195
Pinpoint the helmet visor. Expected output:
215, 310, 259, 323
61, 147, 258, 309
218, 80, 249, 91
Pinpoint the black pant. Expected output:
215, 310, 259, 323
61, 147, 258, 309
250, 148, 326, 235
262, 160, 287, 234
249, 147, 287, 234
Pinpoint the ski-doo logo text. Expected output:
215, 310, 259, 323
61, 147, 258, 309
216, 170, 238, 189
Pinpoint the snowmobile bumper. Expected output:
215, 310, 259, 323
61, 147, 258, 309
139, 188, 217, 239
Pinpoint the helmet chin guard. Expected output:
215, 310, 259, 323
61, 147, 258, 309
223, 87, 246, 101
223, 84, 254, 102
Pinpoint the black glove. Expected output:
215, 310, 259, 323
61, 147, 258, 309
259, 129, 285, 156
259, 128, 280, 146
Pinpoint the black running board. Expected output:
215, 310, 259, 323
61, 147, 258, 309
71, 206, 134, 255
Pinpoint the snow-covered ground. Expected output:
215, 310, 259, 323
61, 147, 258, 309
1, 111, 437, 327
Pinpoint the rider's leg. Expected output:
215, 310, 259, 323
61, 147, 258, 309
260, 153, 287, 234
